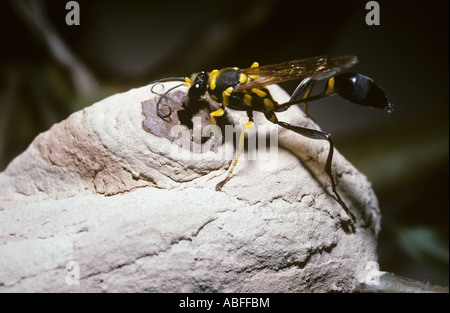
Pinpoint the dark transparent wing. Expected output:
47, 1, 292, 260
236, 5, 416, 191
235, 55, 358, 91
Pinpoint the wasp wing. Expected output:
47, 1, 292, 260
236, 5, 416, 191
235, 55, 358, 91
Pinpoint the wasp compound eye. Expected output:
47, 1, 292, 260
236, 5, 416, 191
334, 72, 391, 111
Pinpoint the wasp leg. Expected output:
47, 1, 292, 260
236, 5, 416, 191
265, 110, 356, 226
216, 120, 254, 191
210, 107, 225, 126
247, 109, 254, 122
289, 78, 315, 115
209, 107, 225, 143
274, 96, 322, 114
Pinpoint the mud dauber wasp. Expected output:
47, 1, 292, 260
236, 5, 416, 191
150, 55, 391, 224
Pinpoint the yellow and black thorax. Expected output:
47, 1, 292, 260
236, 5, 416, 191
185, 65, 278, 114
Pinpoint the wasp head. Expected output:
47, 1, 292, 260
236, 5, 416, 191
185, 71, 209, 106
177, 71, 210, 128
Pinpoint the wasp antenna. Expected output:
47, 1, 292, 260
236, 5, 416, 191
151, 77, 186, 84
150, 77, 185, 95
154, 83, 185, 118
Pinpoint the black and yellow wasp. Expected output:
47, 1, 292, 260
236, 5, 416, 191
151, 55, 391, 224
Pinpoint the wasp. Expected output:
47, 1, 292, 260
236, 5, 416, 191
151, 55, 391, 224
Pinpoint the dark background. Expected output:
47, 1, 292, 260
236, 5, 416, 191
1, 0, 448, 286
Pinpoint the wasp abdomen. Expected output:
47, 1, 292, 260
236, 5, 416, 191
334, 73, 390, 111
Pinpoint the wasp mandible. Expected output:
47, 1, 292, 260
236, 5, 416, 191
151, 55, 392, 223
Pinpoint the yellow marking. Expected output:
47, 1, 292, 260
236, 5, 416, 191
221, 87, 233, 106
244, 94, 252, 106
303, 85, 312, 99
230, 121, 254, 174
325, 77, 335, 95
210, 108, 225, 142
252, 88, 267, 98
264, 98, 274, 110
239, 73, 247, 84
210, 69, 219, 90
210, 108, 224, 125
216, 121, 254, 190
184, 77, 191, 87
233, 67, 239, 70
211, 94, 218, 101
269, 114, 278, 123
223, 97, 229, 106
222, 92, 229, 105
298, 81, 313, 114
249, 62, 259, 81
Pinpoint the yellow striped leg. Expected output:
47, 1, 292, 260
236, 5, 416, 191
216, 121, 254, 191
209, 108, 225, 150
210, 108, 224, 136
